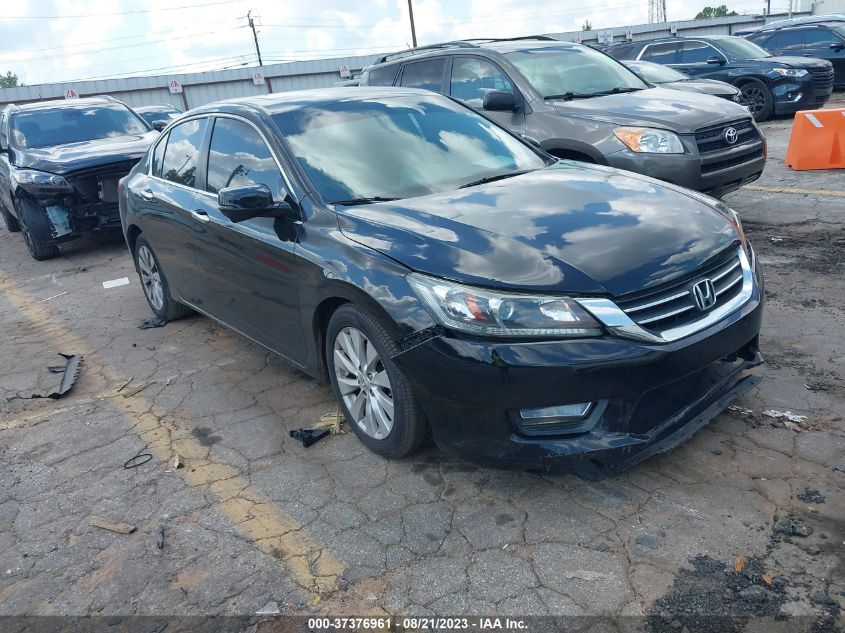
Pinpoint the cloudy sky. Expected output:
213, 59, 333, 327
1, 0, 782, 86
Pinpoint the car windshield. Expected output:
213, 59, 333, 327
10, 103, 150, 149
504, 45, 648, 99
713, 37, 772, 59
627, 61, 688, 83
833, 25, 845, 38
271, 94, 548, 202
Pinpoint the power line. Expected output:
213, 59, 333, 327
2, 0, 245, 19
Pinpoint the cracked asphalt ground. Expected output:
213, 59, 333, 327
1, 97, 844, 628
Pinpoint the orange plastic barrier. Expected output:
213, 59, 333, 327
784, 108, 845, 170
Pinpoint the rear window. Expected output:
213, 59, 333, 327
641, 42, 680, 63
10, 103, 149, 149
365, 65, 399, 86
399, 59, 445, 91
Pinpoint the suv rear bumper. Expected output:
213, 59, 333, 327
605, 140, 765, 197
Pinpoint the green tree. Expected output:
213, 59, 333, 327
0, 71, 20, 88
582, 19, 593, 31
695, 5, 738, 19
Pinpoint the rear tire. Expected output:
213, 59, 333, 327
2, 203, 21, 233
16, 198, 60, 260
133, 234, 193, 321
326, 304, 429, 458
738, 79, 773, 122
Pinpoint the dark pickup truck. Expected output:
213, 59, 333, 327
0, 96, 158, 259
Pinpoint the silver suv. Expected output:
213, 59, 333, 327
360, 37, 766, 198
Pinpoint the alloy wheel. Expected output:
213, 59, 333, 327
741, 86, 765, 117
137, 244, 165, 311
333, 326, 394, 440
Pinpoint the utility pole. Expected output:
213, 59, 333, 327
247, 10, 264, 67
407, 0, 418, 48
788, 0, 793, 18
246, 10, 272, 93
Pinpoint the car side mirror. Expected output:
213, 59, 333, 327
218, 184, 296, 222
706, 56, 726, 65
831, 42, 845, 51
152, 120, 169, 132
483, 91, 517, 112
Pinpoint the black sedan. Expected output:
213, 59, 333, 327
118, 88, 764, 474
624, 60, 743, 102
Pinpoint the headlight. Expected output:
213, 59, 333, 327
12, 169, 73, 192
408, 274, 603, 338
772, 68, 808, 78
727, 207, 748, 254
613, 127, 684, 154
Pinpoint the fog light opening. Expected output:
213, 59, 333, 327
519, 402, 593, 422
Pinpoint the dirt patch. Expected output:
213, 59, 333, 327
744, 223, 845, 277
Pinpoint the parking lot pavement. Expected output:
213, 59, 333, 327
1, 100, 844, 625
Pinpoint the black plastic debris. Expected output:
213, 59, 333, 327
138, 317, 167, 330
289, 428, 330, 448
7, 353, 83, 401
157, 526, 165, 550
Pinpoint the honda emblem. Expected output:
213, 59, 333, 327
692, 279, 717, 311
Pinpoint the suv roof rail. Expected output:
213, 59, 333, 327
376, 41, 479, 64
751, 13, 845, 32
374, 35, 561, 64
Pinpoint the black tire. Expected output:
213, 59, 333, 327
738, 79, 773, 122
325, 304, 429, 458
133, 234, 193, 321
1, 203, 21, 233
16, 198, 60, 260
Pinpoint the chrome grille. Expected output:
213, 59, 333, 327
695, 118, 758, 154
617, 250, 745, 333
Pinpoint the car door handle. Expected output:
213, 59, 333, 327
140, 189, 155, 201
803, 54, 813, 57
190, 209, 211, 223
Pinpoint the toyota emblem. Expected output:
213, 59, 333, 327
723, 127, 739, 145
691, 279, 717, 311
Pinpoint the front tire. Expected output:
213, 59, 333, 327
738, 79, 773, 122
17, 198, 59, 260
133, 234, 192, 321
326, 304, 429, 458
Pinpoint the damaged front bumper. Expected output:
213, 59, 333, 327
391, 275, 764, 475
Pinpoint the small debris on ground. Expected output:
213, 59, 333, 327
256, 601, 280, 615
312, 411, 345, 435
289, 428, 331, 448
102, 277, 130, 289
157, 526, 165, 550
773, 516, 813, 539
762, 410, 807, 423
124, 447, 153, 470
767, 235, 786, 243
6, 353, 83, 401
804, 381, 829, 392
88, 516, 136, 534
734, 555, 746, 573
138, 317, 167, 330
796, 489, 825, 504
36, 291, 68, 303
171, 454, 183, 470
121, 382, 154, 398
727, 405, 754, 416
116, 377, 134, 393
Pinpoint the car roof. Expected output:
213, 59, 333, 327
9, 96, 119, 112
135, 104, 180, 112
368, 38, 581, 67
190, 87, 447, 117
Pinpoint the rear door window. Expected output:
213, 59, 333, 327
804, 28, 841, 47
641, 42, 680, 64
206, 117, 287, 200
764, 29, 804, 51
449, 57, 514, 107
399, 58, 446, 91
160, 118, 208, 189
679, 41, 721, 63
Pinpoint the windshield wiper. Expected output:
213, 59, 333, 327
589, 87, 644, 96
331, 196, 400, 206
459, 170, 533, 189
543, 92, 593, 101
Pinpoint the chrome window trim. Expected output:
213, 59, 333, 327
577, 247, 754, 344
147, 112, 295, 197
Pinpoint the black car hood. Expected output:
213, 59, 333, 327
662, 79, 740, 97
549, 86, 750, 131
13, 132, 159, 175
336, 162, 739, 297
